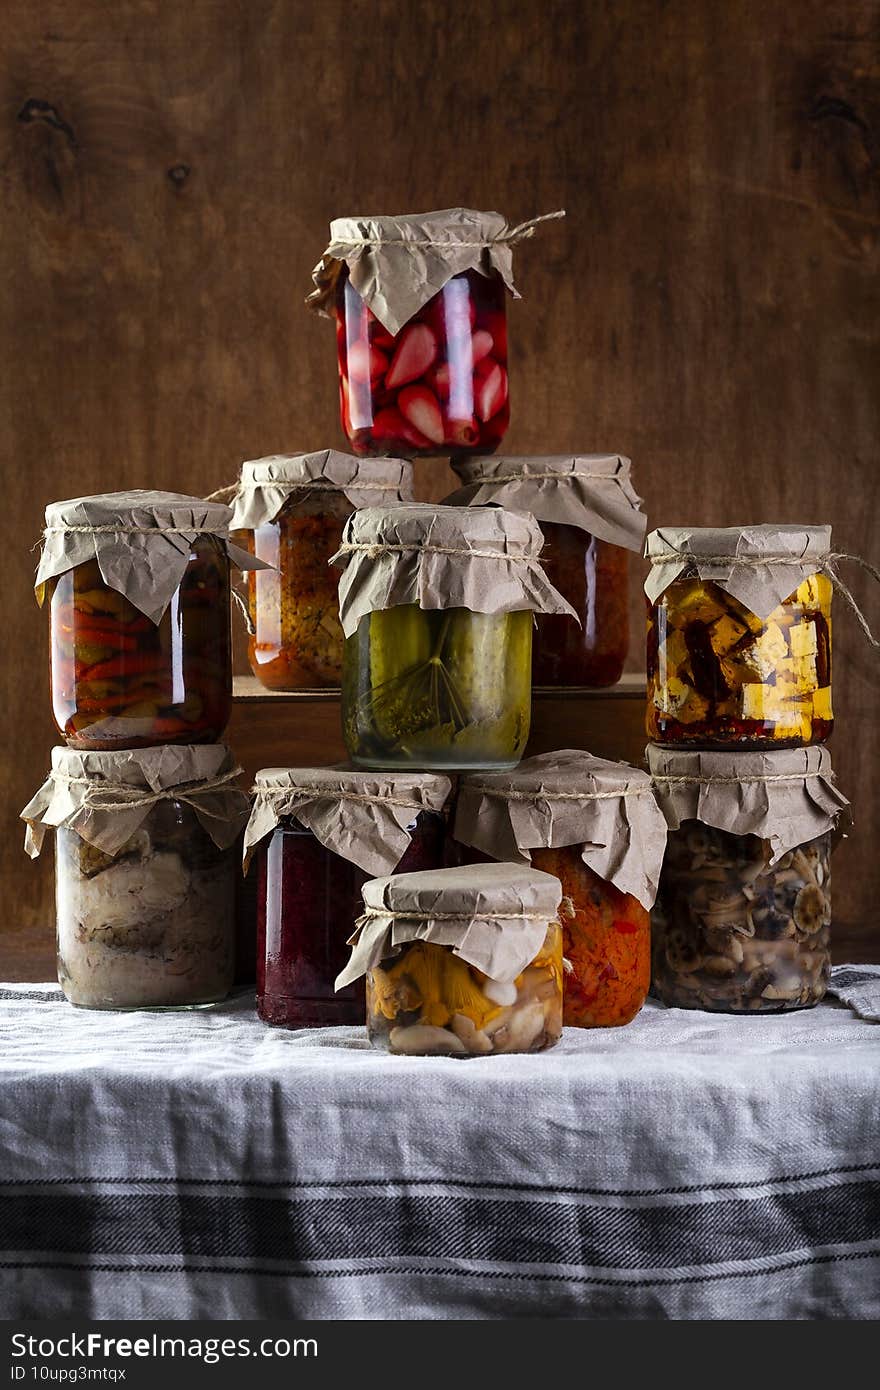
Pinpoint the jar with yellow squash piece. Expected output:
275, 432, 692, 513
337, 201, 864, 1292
647, 745, 850, 1013
645, 526, 833, 748
36, 492, 265, 749
336, 862, 564, 1056
229, 451, 413, 689
453, 752, 669, 1028
332, 504, 576, 771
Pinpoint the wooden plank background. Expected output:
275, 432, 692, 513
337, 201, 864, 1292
1, 0, 878, 978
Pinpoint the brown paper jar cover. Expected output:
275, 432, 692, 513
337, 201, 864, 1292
243, 766, 452, 877
21, 744, 249, 858
229, 453, 414, 691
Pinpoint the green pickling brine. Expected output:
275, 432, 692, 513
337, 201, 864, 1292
331, 503, 576, 772
343, 606, 533, 769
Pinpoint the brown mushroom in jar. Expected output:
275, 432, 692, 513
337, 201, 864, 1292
651, 823, 831, 1013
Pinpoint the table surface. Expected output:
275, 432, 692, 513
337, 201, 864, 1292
0, 975, 878, 1321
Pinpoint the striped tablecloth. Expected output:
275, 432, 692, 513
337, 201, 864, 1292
0, 969, 878, 1320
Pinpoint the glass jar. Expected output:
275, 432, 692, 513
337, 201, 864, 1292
647, 573, 833, 748
366, 921, 563, 1056
243, 490, 351, 689
49, 538, 232, 748
531, 846, 650, 1027
341, 606, 532, 770
56, 801, 237, 1009
533, 523, 629, 686
335, 268, 509, 458
651, 824, 831, 1012
256, 811, 446, 1028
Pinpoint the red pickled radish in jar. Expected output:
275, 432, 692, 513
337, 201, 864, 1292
308, 208, 565, 458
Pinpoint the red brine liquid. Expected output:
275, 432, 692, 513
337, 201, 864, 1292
335, 268, 509, 458
256, 813, 446, 1027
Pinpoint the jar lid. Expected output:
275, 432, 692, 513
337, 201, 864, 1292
36, 489, 267, 623
244, 766, 452, 877
21, 744, 249, 859
455, 751, 668, 909
331, 502, 576, 637
307, 207, 565, 335
646, 743, 850, 864
229, 451, 414, 530
446, 454, 646, 552
644, 524, 832, 619
336, 861, 563, 990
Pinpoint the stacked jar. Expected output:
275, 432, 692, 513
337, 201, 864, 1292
444, 454, 646, 686
228, 450, 414, 690
22, 491, 260, 1009
644, 525, 849, 1012
300, 207, 590, 1054
452, 751, 669, 1028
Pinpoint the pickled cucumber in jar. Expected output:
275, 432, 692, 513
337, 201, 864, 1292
342, 603, 532, 770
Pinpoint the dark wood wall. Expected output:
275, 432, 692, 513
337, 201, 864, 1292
2, 0, 878, 978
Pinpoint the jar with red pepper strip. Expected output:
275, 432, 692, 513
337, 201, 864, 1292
48, 541, 232, 749
36, 491, 264, 750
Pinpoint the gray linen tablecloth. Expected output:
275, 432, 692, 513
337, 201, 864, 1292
0, 969, 878, 1321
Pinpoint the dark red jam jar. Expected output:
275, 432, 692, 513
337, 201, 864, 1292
256, 812, 446, 1027
245, 768, 451, 1028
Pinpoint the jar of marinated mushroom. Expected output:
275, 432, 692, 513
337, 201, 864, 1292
647, 744, 850, 1013
36, 491, 266, 749
21, 745, 250, 1010
645, 526, 833, 748
229, 451, 413, 690
446, 455, 646, 687
243, 768, 451, 1027
453, 751, 668, 1028
308, 210, 563, 459
332, 503, 575, 771
336, 862, 564, 1056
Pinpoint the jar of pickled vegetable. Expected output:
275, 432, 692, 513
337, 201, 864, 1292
647, 745, 850, 1013
230, 452, 414, 690
454, 751, 669, 1028
336, 862, 564, 1056
36, 491, 265, 749
446, 455, 646, 687
244, 768, 451, 1027
307, 208, 564, 458
645, 525, 833, 748
332, 504, 575, 771
21, 745, 250, 1010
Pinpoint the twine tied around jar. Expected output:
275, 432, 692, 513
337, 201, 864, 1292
205, 479, 407, 504
52, 766, 245, 818
463, 784, 654, 802
335, 541, 545, 564
250, 785, 435, 813
338, 209, 566, 249
354, 896, 574, 931
648, 547, 880, 649
651, 771, 828, 788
